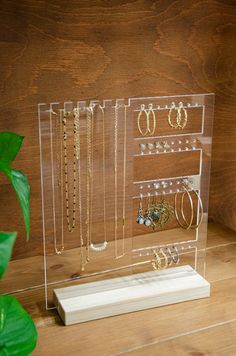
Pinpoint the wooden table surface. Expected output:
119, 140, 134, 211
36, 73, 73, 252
13, 222, 236, 355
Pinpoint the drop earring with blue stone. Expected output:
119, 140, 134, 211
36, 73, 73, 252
152, 209, 159, 220
136, 196, 144, 224
144, 196, 153, 227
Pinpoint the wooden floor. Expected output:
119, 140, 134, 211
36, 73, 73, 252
13, 222, 236, 355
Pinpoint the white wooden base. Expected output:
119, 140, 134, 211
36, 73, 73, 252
53, 265, 210, 325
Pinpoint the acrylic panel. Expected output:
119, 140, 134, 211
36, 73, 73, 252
38, 93, 214, 308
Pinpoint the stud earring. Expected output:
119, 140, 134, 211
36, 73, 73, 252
139, 143, 146, 153
147, 143, 154, 151
162, 141, 170, 149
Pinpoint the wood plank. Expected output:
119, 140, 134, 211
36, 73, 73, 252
125, 321, 236, 356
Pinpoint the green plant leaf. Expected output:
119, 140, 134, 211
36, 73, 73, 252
0, 295, 37, 355
0, 133, 24, 165
0, 162, 30, 240
0, 232, 17, 279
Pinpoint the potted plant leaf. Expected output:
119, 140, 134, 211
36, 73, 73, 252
0, 132, 37, 355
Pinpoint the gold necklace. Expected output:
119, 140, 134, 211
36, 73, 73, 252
50, 109, 64, 255
86, 105, 93, 263
121, 105, 127, 257
62, 110, 77, 233
90, 105, 108, 252
114, 103, 126, 259
73, 108, 86, 271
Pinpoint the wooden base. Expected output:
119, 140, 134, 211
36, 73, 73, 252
53, 265, 210, 325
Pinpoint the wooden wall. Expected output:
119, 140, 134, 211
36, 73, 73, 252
0, 0, 235, 260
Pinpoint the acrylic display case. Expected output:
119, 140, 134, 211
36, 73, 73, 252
38, 93, 214, 324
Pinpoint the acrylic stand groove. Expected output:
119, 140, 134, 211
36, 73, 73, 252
54, 265, 210, 325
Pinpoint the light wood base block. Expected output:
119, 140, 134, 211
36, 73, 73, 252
53, 265, 210, 325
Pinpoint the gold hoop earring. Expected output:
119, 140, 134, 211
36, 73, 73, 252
166, 247, 173, 266
177, 102, 188, 129
146, 104, 156, 135
152, 249, 162, 270
137, 104, 149, 136
175, 187, 194, 229
181, 189, 203, 229
169, 246, 180, 264
168, 102, 179, 129
159, 248, 168, 269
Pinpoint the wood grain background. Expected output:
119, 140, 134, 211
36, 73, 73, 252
0, 0, 235, 260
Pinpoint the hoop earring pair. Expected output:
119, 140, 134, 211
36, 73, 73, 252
175, 187, 203, 229
168, 102, 187, 129
137, 104, 156, 136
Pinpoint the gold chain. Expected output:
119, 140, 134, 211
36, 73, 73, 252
86, 105, 93, 264
54, 110, 64, 254
114, 104, 118, 257
121, 105, 127, 257
73, 108, 86, 270
62, 110, 77, 233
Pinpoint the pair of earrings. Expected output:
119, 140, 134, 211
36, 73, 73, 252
137, 104, 156, 136
168, 102, 188, 129
136, 197, 152, 226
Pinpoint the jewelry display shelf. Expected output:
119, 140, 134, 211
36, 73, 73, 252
54, 265, 210, 325
38, 93, 214, 324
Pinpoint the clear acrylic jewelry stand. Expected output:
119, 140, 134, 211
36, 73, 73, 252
38, 93, 214, 324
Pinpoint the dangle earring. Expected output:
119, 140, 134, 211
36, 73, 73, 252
137, 104, 149, 136
177, 102, 188, 129
152, 195, 160, 222
168, 102, 180, 129
144, 195, 153, 227
146, 103, 156, 136
136, 194, 145, 225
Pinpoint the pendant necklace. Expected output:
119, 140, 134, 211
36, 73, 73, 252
114, 103, 126, 259
89, 105, 108, 252
73, 108, 86, 271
